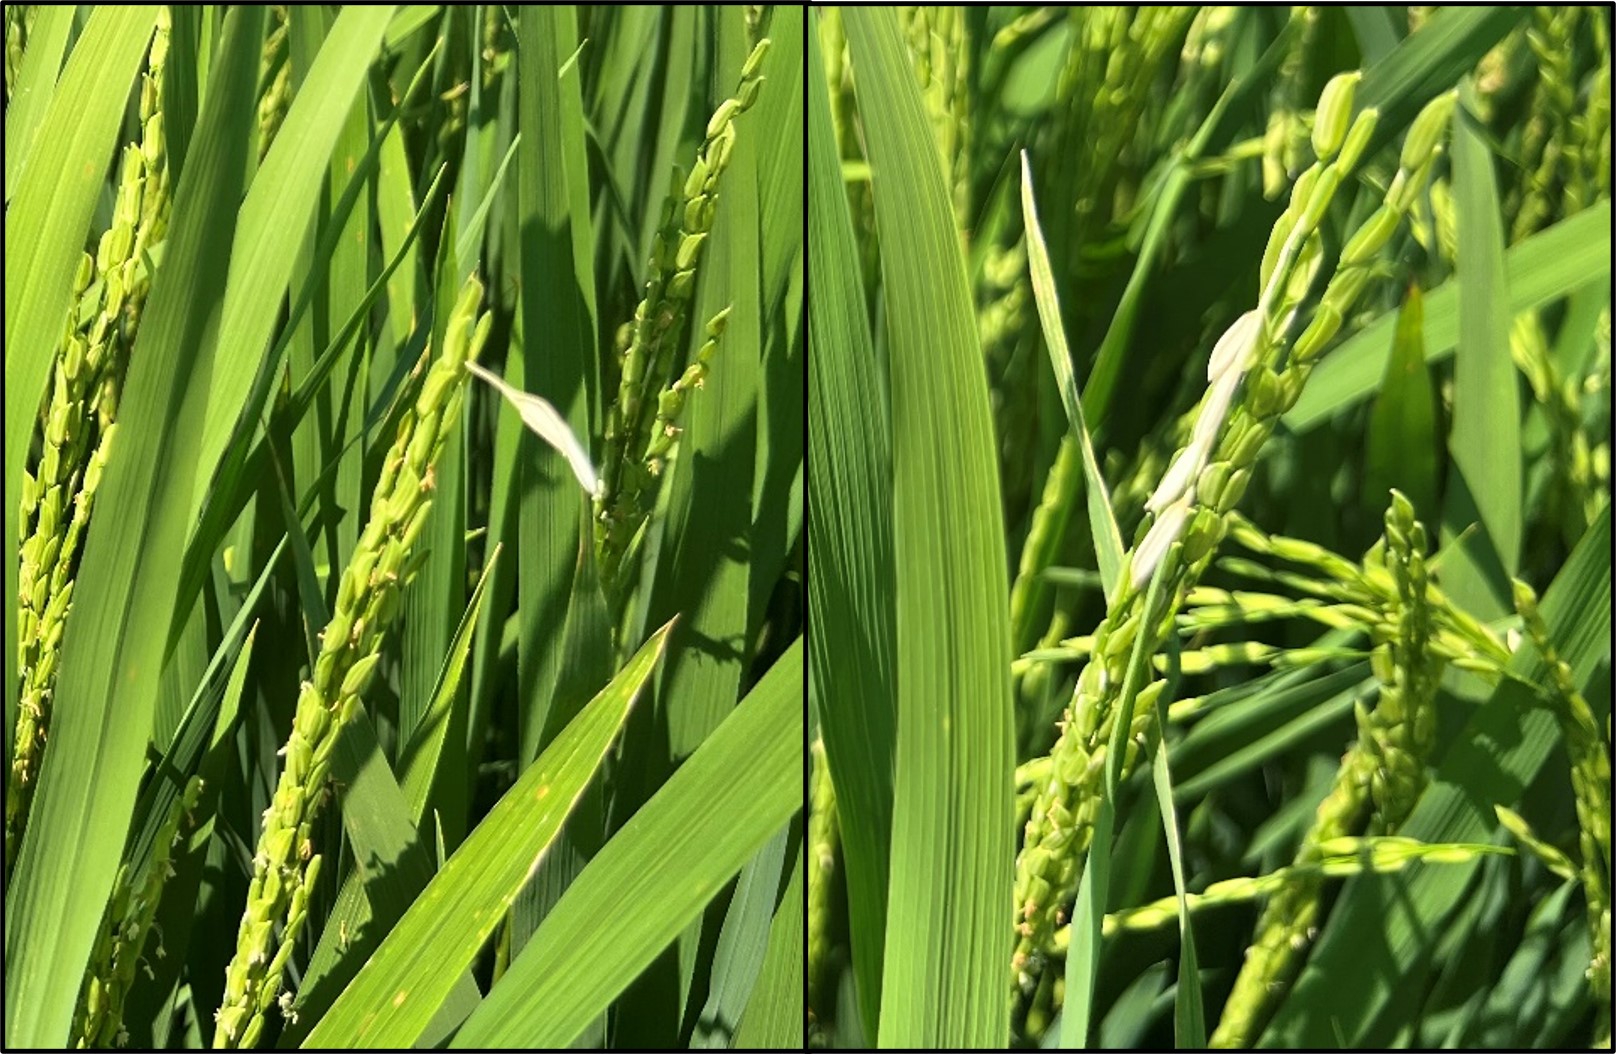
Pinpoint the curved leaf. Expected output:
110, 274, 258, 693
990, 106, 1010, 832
844, 9, 1015, 1048
449, 637, 804, 1049
302, 621, 673, 1048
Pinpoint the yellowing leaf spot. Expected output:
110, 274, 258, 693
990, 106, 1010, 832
534, 783, 550, 801
393, 990, 408, 1008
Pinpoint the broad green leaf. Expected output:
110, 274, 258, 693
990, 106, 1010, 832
1172, 660, 1368, 801
173, 133, 447, 658
131, 610, 263, 1049
515, 4, 600, 768
733, 845, 806, 1050
1354, 6, 1524, 158
1365, 284, 1439, 522
1063, 803, 1115, 1049
396, 51, 490, 799
305, 3, 374, 580
3, 10, 253, 1044
688, 825, 790, 1047
1345, 7, 1401, 64
748, 7, 807, 653
190, 5, 398, 527
590, 6, 662, 280
279, 3, 342, 535
449, 637, 804, 1049
123, 552, 278, 1043
805, 13, 895, 1038
1020, 151, 1126, 602
1445, 88, 1520, 597
302, 621, 672, 1048
753, 5, 806, 314
399, 552, 497, 814
161, 6, 202, 185
1284, 204, 1610, 429
1551, 281, 1607, 380
1451, 880, 1583, 1047
467, 311, 528, 830
384, 5, 441, 48
845, 10, 1014, 1047
1098, 962, 1172, 1049
635, 8, 703, 269
512, 520, 613, 990
374, 114, 421, 349
2, 3, 76, 202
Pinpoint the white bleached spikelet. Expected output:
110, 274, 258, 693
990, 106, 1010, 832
1146, 315, 1253, 515
1191, 353, 1243, 450
1145, 446, 1200, 516
1131, 498, 1192, 590
1206, 307, 1263, 382
464, 360, 602, 499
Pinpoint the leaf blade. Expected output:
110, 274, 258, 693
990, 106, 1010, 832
448, 637, 804, 1049
1020, 151, 1126, 602
302, 622, 673, 1048
844, 9, 1015, 1047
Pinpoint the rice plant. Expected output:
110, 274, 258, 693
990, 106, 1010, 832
809, 7, 1611, 1049
5, 6, 802, 1049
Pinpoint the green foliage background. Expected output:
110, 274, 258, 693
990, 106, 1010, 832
4, 5, 803, 1049
808, 6, 1610, 1050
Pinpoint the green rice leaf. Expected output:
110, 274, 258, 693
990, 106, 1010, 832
1150, 643, 1205, 1048
844, 9, 1015, 1047
2, 3, 76, 202
1355, 6, 1525, 157
447, 636, 803, 1049
1365, 284, 1439, 523
1020, 151, 1125, 602
733, 845, 806, 1050
1451, 89, 1521, 560
3, 9, 251, 1043
189, 5, 397, 526
688, 825, 791, 1046
805, 14, 896, 1037
302, 621, 673, 1048
515, 3, 599, 768
1285, 204, 1610, 430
